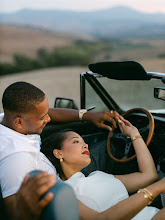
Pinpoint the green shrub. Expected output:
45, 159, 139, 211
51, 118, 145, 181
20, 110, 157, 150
0, 41, 112, 75
13, 54, 40, 72
158, 53, 165, 58
0, 62, 16, 76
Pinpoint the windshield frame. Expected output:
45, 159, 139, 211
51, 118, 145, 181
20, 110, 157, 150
80, 71, 165, 114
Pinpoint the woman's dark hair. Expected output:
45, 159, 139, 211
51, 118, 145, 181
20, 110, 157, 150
41, 129, 74, 177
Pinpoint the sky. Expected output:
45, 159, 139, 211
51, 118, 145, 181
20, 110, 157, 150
1, 0, 165, 14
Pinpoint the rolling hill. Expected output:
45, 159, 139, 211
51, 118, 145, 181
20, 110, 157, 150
0, 24, 96, 62
0, 6, 165, 39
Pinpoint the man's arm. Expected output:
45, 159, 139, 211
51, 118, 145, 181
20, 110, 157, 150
48, 108, 121, 131
4, 172, 56, 220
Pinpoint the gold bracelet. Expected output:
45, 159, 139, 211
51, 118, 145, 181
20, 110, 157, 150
131, 135, 142, 142
137, 188, 154, 205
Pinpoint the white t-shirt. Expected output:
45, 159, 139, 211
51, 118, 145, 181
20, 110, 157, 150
65, 171, 159, 220
0, 113, 57, 198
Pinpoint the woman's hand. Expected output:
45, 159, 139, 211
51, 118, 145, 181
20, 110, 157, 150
118, 118, 140, 137
115, 118, 158, 194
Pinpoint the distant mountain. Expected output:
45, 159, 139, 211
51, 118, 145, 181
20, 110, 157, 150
0, 6, 165, 39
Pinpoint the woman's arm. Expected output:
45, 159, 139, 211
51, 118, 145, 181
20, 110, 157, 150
78, 178, 165, 220
115, 119, 158, 194
152, 208, 165, 220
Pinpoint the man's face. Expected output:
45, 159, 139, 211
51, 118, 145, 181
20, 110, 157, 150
20, 97, 51, 135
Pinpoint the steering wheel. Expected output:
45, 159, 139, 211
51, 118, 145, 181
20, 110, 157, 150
107, 108, 155, 163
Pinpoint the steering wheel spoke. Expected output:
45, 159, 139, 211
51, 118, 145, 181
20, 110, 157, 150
113, 132, 125, 140
107, 107, 155, 163
123, 140, 132, 158
139, 125, 149, 134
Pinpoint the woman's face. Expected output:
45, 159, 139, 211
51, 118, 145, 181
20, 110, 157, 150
60, 131, 91, 170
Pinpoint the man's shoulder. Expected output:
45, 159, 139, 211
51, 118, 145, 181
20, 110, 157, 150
0, 113, 4, 122
0, 138, 22, 163
0, 133, 14, 147
0, 134, 39, 163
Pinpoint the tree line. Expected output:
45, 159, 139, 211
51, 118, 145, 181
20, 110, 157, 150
0, 41, 112, 76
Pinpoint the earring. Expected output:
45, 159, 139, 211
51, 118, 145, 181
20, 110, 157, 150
60, 158, 63, 163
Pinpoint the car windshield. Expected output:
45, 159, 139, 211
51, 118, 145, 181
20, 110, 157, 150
85, 76, 165, 112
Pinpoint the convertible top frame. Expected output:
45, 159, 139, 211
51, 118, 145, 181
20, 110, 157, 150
80, 72, 123, 114
80, 61, 165, 114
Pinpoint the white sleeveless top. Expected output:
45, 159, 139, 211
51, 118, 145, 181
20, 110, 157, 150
65, 171, 159, 220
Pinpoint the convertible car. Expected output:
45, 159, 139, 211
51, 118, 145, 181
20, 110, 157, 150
1, 61, 165, 219
42, 60, 165, 209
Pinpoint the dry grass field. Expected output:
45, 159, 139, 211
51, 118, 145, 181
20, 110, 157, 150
0, 66, 86, 112
0, 24, 165, 113
1, 24, 165, 64
0, 25, 71, 62
0, 58, 165, 113
111, 40, 165, 61
0, 24, 95, 62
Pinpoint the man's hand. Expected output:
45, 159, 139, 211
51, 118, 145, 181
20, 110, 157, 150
83, 110, 122, 131
15, 172, 56, 220
48, 108, 123, 131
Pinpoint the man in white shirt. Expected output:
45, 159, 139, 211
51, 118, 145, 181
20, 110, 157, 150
0, 81, 120, 219
0, 112, 57, 198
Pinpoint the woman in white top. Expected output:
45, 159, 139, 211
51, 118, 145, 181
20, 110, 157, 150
41, 118, 165, 220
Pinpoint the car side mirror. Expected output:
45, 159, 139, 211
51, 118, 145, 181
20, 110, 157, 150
54, 97, 79, 109
154, 87, 165, 101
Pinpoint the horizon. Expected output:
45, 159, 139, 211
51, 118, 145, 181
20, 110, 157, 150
1, 5, 165, 15
1, 0, 165, 14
